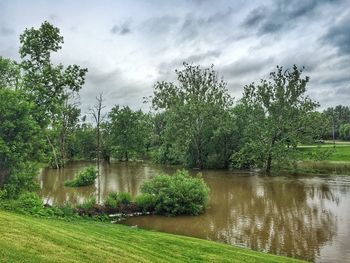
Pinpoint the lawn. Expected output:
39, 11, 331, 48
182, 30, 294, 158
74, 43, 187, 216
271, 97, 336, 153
0, 211, 304, 263
298, 141, 350, 162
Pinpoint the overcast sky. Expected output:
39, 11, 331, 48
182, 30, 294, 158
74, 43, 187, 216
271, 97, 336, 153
0, 0, 349, 115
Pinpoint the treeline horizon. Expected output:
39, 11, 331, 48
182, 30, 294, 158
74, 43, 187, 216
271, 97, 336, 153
1, 21, 350, 196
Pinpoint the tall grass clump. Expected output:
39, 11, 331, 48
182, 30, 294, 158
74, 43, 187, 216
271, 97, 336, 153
64, 166, 97, 187
104, 192, 132, 209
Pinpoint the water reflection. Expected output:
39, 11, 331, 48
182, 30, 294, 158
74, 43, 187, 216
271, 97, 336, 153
38, 162, 350, 262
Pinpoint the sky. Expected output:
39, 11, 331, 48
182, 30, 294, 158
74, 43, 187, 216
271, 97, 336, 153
0, 0, 349, 115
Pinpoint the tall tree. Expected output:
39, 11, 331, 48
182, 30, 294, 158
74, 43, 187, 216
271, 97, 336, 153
151, 63, 233, 169
107, 106, 152, 161
19, 21, 87, 168
235, 65, 319, 172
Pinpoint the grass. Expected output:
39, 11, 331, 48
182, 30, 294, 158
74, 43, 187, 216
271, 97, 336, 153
0, 211, 304, 263
296, 140, 350, 174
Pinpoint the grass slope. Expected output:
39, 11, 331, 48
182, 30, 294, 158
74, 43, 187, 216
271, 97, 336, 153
0, 211, 304, 263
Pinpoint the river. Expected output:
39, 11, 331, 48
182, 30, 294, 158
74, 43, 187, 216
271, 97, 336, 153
38, 161, 350, 262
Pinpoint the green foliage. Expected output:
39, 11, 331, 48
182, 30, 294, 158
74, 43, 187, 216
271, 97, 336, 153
104, 192, 132, 209
234, 65, 319, 172
151, 63, 234, 169
106, 106, 152, 161
69, 123, 96, 160
339, 123, 350, 141
135, 193, 156, 213
19, 21, 87, 168
64, 167, 97, 187
0, 56, 21, 89
323, 105, 350, 139
16, 192, 43, 213
77, 197, 96, 211
0, 88, 42, 194
2, 163, 39, 199
140, 170, 209, 216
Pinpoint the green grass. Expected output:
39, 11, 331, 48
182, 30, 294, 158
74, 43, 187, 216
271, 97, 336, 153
295, 141, 350, 174
0, 211, 304, 263
299, 145, 350, 162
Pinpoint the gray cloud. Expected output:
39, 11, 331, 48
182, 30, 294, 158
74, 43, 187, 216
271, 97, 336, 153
0, 0, 350, 112
111, 22, 131, 35
243, 0, 341, 35
0, 26, 14, 36
322, 15, 350, 54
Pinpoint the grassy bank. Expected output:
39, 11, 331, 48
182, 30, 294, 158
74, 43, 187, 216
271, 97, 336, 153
0, 211, 304, 263
296, 141, 350, 174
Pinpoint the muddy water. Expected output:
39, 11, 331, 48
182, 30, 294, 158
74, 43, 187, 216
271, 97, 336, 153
39, 161, 350, 262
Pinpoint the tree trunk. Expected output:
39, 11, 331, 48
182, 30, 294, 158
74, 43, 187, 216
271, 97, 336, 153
46, 134, 59, 169
125, 151, 129, 162
266, 153, 272, 173
266, 136, 276, 173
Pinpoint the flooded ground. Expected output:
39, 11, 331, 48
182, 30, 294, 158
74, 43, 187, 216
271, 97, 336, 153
39, 161, 350, 262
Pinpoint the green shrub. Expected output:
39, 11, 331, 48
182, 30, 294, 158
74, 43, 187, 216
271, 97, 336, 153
59, 201, 76, 217
140, 169, 209, 216
78, 197, 96, 211
104, 192, 131, 209
64, 166, 97, 187
135, 193, 156, 213
15, 192, 43, 214
2, 163, 39, 199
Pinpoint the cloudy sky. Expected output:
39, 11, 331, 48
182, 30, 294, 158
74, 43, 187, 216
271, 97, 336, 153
0, 0, 349, 114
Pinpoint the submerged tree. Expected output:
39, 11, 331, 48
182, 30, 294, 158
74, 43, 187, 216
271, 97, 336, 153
234, 65, 319, 172
107, 106, 152, 161
151, 63, 233, 169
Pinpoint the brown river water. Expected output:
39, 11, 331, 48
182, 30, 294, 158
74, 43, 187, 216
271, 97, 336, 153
38, 161, 350, 262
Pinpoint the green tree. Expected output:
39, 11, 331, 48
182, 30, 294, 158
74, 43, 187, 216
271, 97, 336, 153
0, 89, 42, 196
107, 106, 152, 161
19, 21, 87, 168
323, 105, 350, 140
0, 56, 21, 89
339, 123, 350, 140
68, 122, 96, 160
151, 63, 233, 169
234, 65, 319, 172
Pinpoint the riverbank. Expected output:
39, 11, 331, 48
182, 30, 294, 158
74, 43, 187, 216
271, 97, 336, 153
0, 211, 304, 263
296, 141, 350, 174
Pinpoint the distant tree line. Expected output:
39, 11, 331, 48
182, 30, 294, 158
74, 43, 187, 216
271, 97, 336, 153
1, 22, 349, 195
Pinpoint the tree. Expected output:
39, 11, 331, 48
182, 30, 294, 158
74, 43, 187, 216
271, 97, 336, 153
0, 56, 21, 89
339, 123, 350, 141
107, 106, 152, 161
89, 93, 105, 203
323, 105, 350, 140
0, 89, 42, 196
235, 65, 319, 172
90, 94, 105, 167
19, 21, 87, 168
151, 63, 233, 169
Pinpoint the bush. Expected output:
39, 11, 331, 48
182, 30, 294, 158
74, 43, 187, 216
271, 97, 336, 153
140, 170, 209, 216
15, 192, 43, 214
64, 166, 97, 187
104, 192, 132, 209
2, 163, 39, 199
135, 193, 156, 213
77, 196, 96, 211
